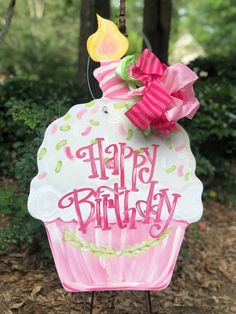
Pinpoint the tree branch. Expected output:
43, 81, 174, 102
119, 0, 127, 36
0, 0, 16, 44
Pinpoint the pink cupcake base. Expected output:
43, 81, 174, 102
45, 219, 188, 292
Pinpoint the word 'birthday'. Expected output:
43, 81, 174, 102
58, 182, 181, 238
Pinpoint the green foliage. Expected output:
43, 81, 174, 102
183, 57, 236, 187
0, 0, 81, 80
0, 187, 43, 250
0, 78, 86, 252
0, 78, 86, 180
172, 0, 236, 58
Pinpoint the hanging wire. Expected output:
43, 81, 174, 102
86, 56, 96, 100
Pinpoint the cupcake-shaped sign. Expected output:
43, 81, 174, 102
28, 16, 203, 292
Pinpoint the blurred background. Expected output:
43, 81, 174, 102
0, 1, 235, 313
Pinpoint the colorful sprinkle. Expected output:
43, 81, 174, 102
37, 172, 48, 179
113, 103, 126, 109
105, 159, 115, 168
63, 113, 71, 121
126, 129, 133, 141
172, 127, 180, 133
134, 148, 144, 154
175, 144, 186, 152
103, 157, 109, 163
166, 165, 177, 173
60, 125, 71, 132
91, 139, 97, 144
184, 172, 190, 181
142, 128, 151, 137
90, 105, 99, 114
77, 108, 88, 120
118, 124, 127, 137
81, 125, 92, 136
89, 119, 100, 126
164, 138, 173, 150
65, 146, 74, 160
85, 100, 96, 108
55, 160, 62, 173
177, 165, 184, 177
38, 147, 47, 160
125, 103, 133, 110
55, 139, 67, 151
50, 124, 58, 135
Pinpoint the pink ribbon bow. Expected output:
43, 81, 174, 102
125, 49, 200, 134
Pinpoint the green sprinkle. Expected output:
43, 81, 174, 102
63, 113, 71, 121
166, 165, 177, 173
89, 119, 100, 126
55, 139, 67, 151
103, 157, 109, 163
85, 100, 95, 108
185, 172, 190, 181
165, 138, 173, 150
142, 128, 151, 137
38, 147, 47, 160
134, 148, 144, 154
125, 103, 133, 110
126, 129, 133, 141
60, 125, 71, 132
91, 139, 97, 144
55, 160, 62, 173
113, 103, 126, 109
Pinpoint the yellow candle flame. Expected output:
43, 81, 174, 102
87, 15, 129, 62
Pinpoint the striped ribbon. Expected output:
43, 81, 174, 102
125, 49, 199, 134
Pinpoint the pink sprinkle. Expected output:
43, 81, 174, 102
90, 105, 99, 115
37, 172, 48, 179
64, 146, 75, 160
118, 124, 127, 137
105, 159, 115, 169
77, 108, 88, 120
81, 125, 92, 136
177, 165, 184, 177
51, 124, 58, 135
175, 144, 186, 152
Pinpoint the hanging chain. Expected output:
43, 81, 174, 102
119, 0, 127, 36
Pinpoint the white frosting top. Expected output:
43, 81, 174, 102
28, 98, 203, 224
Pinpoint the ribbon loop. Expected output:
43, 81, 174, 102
125, 49, 200, 134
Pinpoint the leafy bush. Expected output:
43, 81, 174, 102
184, 57, 236, 186
0, 78, 87, 179
0, 78, 87, 251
